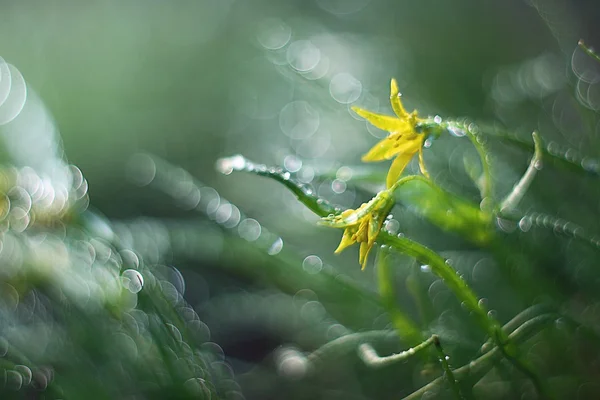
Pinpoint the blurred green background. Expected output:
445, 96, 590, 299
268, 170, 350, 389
1, 0, 600, 399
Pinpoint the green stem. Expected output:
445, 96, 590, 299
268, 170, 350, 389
579, 39, 600, 63
378, 231, 496, 338
220, 153, 547, 398
378, 232, 548, 399
306, 330, 399, 372
443, 120, 493, 204
498, 209, 600, 253
388, 174, 429, 192
476, 123, 600, 177
500, 132, 542, 212
492, 328, 552, 400
404, 313, 557, 400
432, 335, 464, 400
376, 246, 423, 345
216, 154, 338, 217
357, 336, 436, 368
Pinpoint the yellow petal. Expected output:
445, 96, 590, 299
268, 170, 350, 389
362, 134, 420, 162
386, 150, 416, 188
334, 228, 356, 253
418, 144, 430, 178
359, 241, 372, 270
352, 106, 409, 133
367, 213, 381, 246
355, 219, 369, 243
390, 79, 409, 119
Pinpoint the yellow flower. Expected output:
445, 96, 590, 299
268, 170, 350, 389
352, 78, 429, 188
319, 189, 394, 270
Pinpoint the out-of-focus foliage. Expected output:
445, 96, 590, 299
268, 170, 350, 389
0, 0, 600, 399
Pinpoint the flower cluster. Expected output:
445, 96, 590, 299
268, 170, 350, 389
319, 189, 394, 270
321, 78, 432, 268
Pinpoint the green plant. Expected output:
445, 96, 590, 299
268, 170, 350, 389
214, 47, 600, 397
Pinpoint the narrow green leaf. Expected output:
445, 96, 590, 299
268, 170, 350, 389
393, 176, 494, 246
216, 154, 337, 217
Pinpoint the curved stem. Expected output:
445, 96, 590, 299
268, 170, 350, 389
443, 120, 493, 203
216, 154, 338, 217
358, 336, 436, 368
376, 246, 423, 345
403, 313, 557, 400
500, 131, 542, 212
306, 330, 398, 372
378, 231, 548, 399
388, 174, 430, 192
432, 335, 464, 400
379, 231, 496, 337
579, 39, 600, 63
220, 153, 546, 397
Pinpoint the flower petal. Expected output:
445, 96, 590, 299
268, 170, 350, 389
358, 241, 371, 270
390, 78, 409, 119
362, 134, 420, 162
367, 213, 381, 246
334, 228, 357, 253
386, 150, 416, 188
352, 106, 409, 133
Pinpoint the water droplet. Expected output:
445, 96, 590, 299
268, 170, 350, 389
496, 216, 517, 233
302, 255, 323, 274
6, 369, 23, 391
331, 179, 346, 194
120, 249, 140, 269
420, 264, 431, 273
238, 218, 262, 241
384, 219, 400, 235
256, 18, 291, 50
287, 40, 321, 72
447, 126, 466, 137
212, 203, 231, 225
479, 197, 493, 213
8, 186, 31, 214
268, 237, 284, 255
121, 269, 144, 293
329, 73, 362, 104
0, 64, 27, 126
283, 155, 302, 172
533, 159, 543, 170
215, 155, 246, 175
184, 377, 211, 398
276, 347, 308, 380
336, 166, 353, 181
581, 157, 599, 172
14, 365, 31, 386
9, 207, 30, 232
478, 298, 488, 309
565, 148, 577, 162
433, 115, 442, 124
423, 138, 433, 148
518, 217, 532, 232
